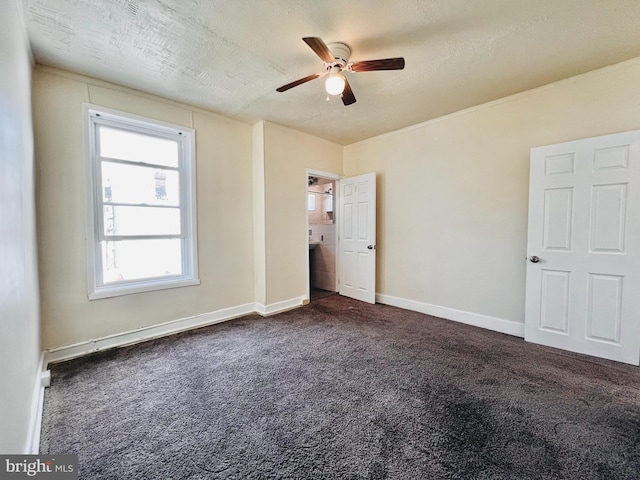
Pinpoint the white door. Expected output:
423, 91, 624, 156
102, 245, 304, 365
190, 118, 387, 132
525, 130, 640, 365
338, 172, 376, 304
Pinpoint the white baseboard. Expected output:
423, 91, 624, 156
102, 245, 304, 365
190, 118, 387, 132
24, 353, 46, 454
44, 295, 519, 366
44, 302, 256, 366
33, 296, 306, 453
376, 293, 525, 338
44, 297, 307, 366
32, 294, 516, 453
255, 296, 306, 316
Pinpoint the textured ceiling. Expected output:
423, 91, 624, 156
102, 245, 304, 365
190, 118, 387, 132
21, 0, 640, 145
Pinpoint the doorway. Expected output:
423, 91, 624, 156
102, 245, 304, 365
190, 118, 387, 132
306, 170, 340, 302
525, 130, 640, 365
305, 170, 378, 305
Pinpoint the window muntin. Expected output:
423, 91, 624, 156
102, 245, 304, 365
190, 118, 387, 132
103, 206, 181, 237
98, 126, 179, 167
85, 105, 198, 299
101, 163, 180, 207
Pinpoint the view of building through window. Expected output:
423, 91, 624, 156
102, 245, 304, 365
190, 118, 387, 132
99, 126, 183, 284
86, 108, 198, 298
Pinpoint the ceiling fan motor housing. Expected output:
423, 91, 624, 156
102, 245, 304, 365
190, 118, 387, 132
276, 37, 404, 106
326, 42, 351, 68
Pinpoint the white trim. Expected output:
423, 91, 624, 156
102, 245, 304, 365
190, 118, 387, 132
87, 277, 200, 300
255, 296, 306, 316
83, 103, 196, 134
44, 303, 255, 365
82, 103, 199, 300
43, 297, 308, 366
24, 353, 46, 454
306, 169, 342, 181
376, 293, 525, 338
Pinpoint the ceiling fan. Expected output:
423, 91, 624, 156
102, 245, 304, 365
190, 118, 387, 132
276, 37, 405, 106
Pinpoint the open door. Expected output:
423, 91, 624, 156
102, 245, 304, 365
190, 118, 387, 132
525, 130, 640, 365
338, 172, 376, 304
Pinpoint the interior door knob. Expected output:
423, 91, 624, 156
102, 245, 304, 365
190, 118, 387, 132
529, 256, 540, 263
367, 245, 375, 250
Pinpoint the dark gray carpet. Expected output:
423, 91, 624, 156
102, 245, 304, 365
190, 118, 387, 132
40, 295, 640, 479
310, 288, 336, 302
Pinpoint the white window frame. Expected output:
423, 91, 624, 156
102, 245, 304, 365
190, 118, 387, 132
83, 104, 199, 300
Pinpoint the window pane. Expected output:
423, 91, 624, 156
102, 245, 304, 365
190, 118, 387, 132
101, 239, 182, 283
104, 206, 181, 236
102, 162, 180, 206
99, 126, 179, 167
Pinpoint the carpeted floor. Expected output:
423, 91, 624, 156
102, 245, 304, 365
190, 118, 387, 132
40, 295, 640, 479
310, 288, 336, 302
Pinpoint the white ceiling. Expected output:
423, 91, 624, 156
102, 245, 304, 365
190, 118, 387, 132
21, 0, 640, 145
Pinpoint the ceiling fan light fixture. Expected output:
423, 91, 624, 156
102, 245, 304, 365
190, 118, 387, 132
276, 37, 404, 107
325, 68, 346, 96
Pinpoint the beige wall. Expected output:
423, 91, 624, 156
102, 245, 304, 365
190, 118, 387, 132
262, 122, 342, 305
33, 68, 341, 348
0, 0, 40, 453
344, 57, 640, 324
252, 122, 267, 306
28, 42, 640, 352
33, 67, 254, 349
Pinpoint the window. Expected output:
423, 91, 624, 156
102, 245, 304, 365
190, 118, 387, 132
84, 105, 199, 299
308, 193, 316, 211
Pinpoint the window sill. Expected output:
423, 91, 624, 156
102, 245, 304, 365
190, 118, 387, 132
88, 277, 200, 300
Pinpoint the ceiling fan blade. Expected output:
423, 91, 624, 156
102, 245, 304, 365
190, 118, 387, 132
350, 57, 405, 72
276, 73, 323, 92
341, 77, 356, 106
302, 37, 335, 64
